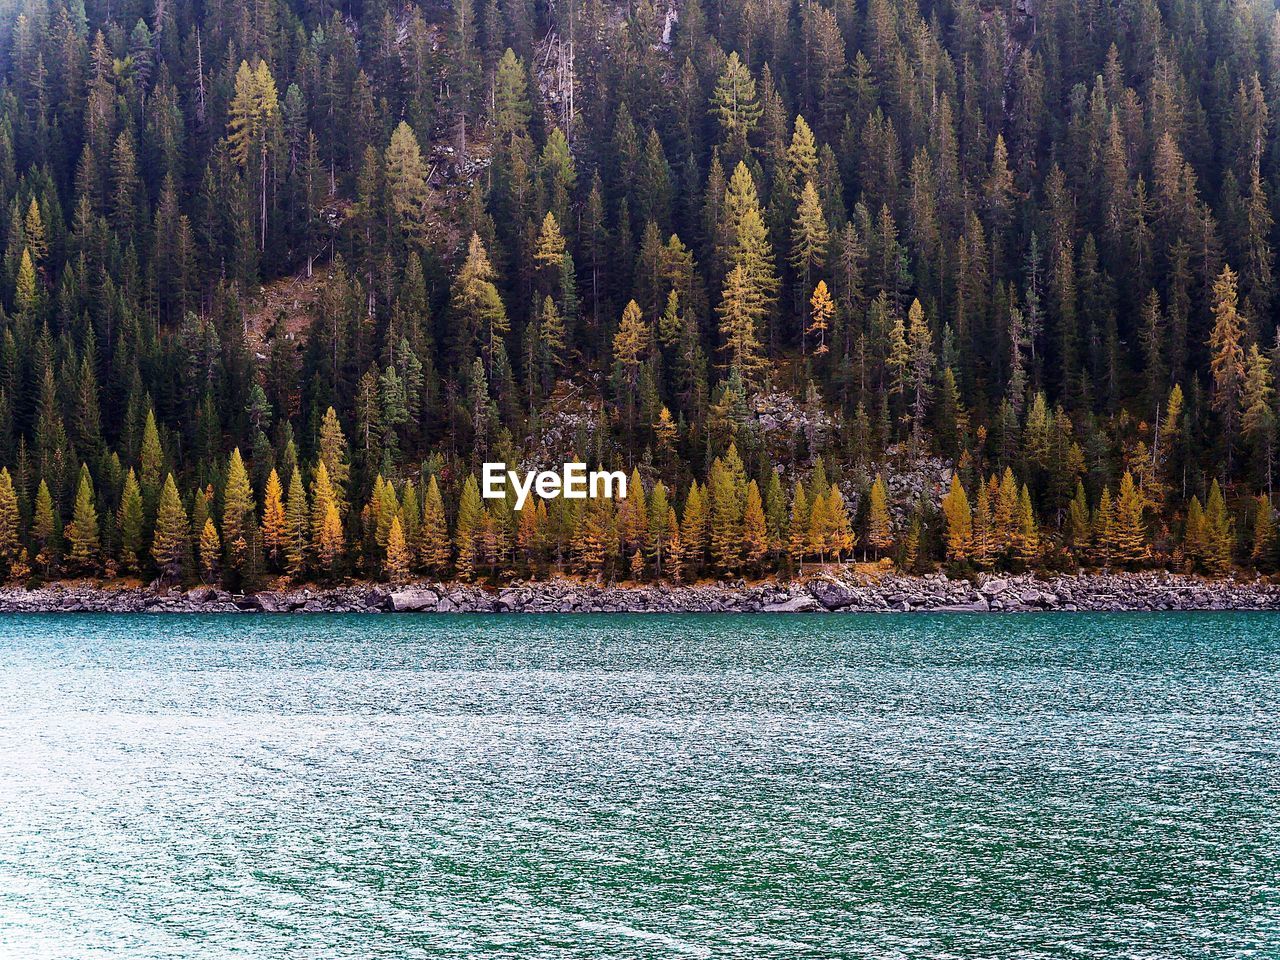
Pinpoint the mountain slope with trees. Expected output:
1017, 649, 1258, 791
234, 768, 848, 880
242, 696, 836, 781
0, 0, 1279, 589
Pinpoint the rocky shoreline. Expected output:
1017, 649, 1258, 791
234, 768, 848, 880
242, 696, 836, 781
1, 571, 1279, 614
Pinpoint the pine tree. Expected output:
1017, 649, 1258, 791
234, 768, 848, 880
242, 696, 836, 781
385, 516, 411, 583
15, 249, 37, 315
452, 234, 509, 373
199, 518, 221, 584
972, 481, 995, 569
318, 408, 350, 517
680, 481, 708, 578
534, 212, 567, 289
994, 469, 1020, 545
1092, 487, 1115, 567
517, 502, 542, 574
310, 461, 340, 566
1209, 265, 1246, 468
867, 475, 892, 557
573, 497, 612, 582
1107, 471, 1148, 568
1012, 484, 1040, 567
262, 468, 287, 569
222, 449, 254, 576
227, 59, 279, 250
808, 280, 834, 356
67, 465, 99, 574
941, 474, 973, 562
1067, 481, 1091, 561
788, 482, 810, 569
647, 482, 672, 576
613, 300, 651, 429
151, 474, 188, 582
621, 468, 648, 559
708, 457, 743, 573
828, 486, 855, 560
32, 480, 57, 576
1250, 496, 1275, 568
807, 486, 832, 562
1183, 496, 1207, 572
318, 503, 344, 575
140, 409, 164, 498
455, 475, 484, 580
905, 299, 935, 443
742, 480, 768, 569
710, 53, 760, 160
1241, 343, 1275, 488
791, 181, 829, 301
1204, 479, 1234, 575
492, 49, 532, 140
385, 122, 432, 248
717, 264, 766, 379
419, 475, 451, 574
117, 469, 144, 575
0, 469, 19, 576
285, 468, 309, 578
666, 508, 684, 583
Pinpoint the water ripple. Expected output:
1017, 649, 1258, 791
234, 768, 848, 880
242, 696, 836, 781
0, 612, 1276, 958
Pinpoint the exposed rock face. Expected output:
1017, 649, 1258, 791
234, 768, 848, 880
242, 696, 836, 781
1, 571, 1278, 614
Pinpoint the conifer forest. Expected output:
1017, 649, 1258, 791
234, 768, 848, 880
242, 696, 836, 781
1, 0, 1280, 589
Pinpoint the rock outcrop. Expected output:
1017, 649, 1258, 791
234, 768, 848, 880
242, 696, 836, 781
1, 571, 1278, 614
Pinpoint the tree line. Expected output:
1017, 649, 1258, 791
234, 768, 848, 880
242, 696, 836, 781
1, 0, 1280, 588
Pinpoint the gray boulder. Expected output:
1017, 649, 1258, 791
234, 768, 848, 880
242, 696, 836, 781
808, 578, 859, 610
389, 587, 439, 612
763, 595, 821, 612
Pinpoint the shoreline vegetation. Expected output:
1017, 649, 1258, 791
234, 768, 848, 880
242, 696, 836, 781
6, 0, 1280, 609
4, 569, 1280, 614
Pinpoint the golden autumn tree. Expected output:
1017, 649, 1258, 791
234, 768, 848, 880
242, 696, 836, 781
418, 475, 451, 575
199, 518, 221, 584
866, 475, 892, 557
262, 468, 287, 569
941, 474, 973, 562
151, 474, 189, 582
66, 465, 100, 574
385, 516, 411, 583
742, 480, 768, 570
1107, 471, 1148, 568
808, 280, 834, 356
284, 468, 309, 578
454, 475, 484, 581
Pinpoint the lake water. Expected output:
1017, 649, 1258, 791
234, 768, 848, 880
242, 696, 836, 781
0, 613, 1276, 958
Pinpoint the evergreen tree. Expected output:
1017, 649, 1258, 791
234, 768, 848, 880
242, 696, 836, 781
419, 475, 451, 574
199, 518, 221, 584
222, 449, 254, 576
1250, 496, 1275, 568
742, 480, 767, 570
262, 469, 287, 569
152, 475, 188, 582
285, 468, 309, 578
455, 475, 484, 581
867, 475, 892, 557
1107, 472, 1148, 568
385, 516, 411, 583
710, 53, 760, 160
941, 475, 973, 562
0, 469, 19, 577
1209, 266, 1246, 469
117, 470, 145, 575
67, 465, 99, 574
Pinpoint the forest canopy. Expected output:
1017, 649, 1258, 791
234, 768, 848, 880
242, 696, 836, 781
0, 0, 1279, 586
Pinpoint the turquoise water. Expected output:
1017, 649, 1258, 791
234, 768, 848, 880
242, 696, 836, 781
0, 613, 1277, 958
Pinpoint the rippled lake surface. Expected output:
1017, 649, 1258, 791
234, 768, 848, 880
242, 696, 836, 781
0, 613, 1277, 958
